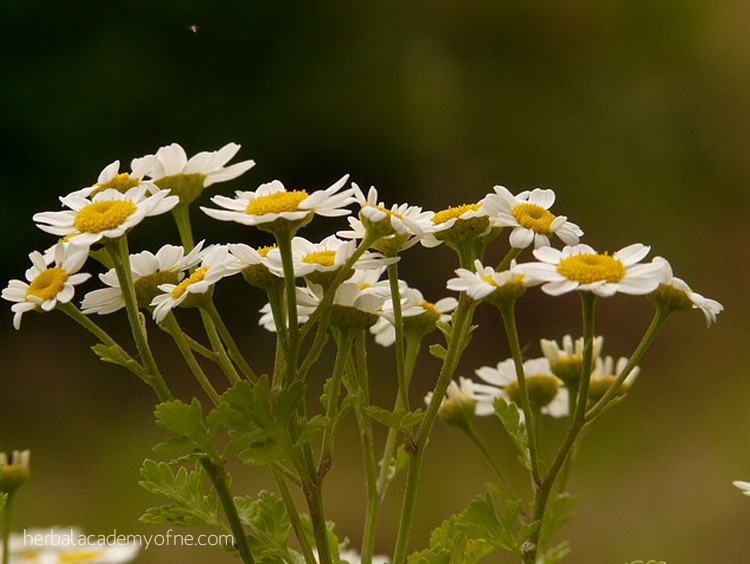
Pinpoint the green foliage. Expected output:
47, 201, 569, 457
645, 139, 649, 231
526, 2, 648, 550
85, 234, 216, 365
0, 492, 6, 512
613, 561, 666, 564
407, 492, 537, 564
365, 406, 424, 434
428, 343, 447, 360
539, 541, 570, 564
299, 514, 345, 562
139, 459, 221, 527
154, 398, 220, 459
539, 493, 578, 547
234, 491, 293, 563
91, 343, 144, 375
493, 398, 531, 470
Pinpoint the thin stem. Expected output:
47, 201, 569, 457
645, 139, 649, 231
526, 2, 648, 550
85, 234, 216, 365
387, 262, 409, 411
2, 492, 13, 564
586, 307, 670, 421
204, 300, 257, 381
172, 203, 195, 252
276, 233, 300, 385
201, 459, 255, 564
159, 322, 217, 360
496, 246, 522, 272
162, 313, 220, 405
200, 309, 241, 385
301, 473, 334, 564
272, 466, 317, 564
391, 297, 477, 564
499, 303, 542, 486
105, 237, 171, 402
462, 422, 518, 499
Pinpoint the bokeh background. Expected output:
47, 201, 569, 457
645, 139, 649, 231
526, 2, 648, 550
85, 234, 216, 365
1, 1, 749, 562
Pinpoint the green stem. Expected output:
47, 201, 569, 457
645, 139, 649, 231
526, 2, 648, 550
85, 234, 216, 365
200, 309, 241, 385
162, 313, 220, 405
2, 492, 13, 564
204, 300, 257, 381
172, 203, 195, 252
159, 323, 217, 360
301, 472, 334, 564
276, 233, 300, 385
350, 332, 380, 564
391, 297, 477, 564
272, 467, 317, 564
499, 303, 542, 486
201, 459, 255, 564
462, 422, 517, 499
496, 246, 522, 272
105, 237, 171, 402
586, 307, 670, 421
387, 262, 409, 411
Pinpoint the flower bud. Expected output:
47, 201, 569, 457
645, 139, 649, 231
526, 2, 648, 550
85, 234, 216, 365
0, 450, 30, 494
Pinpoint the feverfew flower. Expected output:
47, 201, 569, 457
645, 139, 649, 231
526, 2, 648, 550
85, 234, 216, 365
587, 355, 639, 402
446, 259, 528, 305
2, 244, 90, 330
134, 142, 255, 205
540, 334, 604, 385
649, 257, 723, 326
80, 242, 205, 315
474, 358, 569, 418
482, 185, 582, 249
33, 185, 179, 248
150, 246, 237, 323
425, 377, 498, 425
0, 449, 30, 494
518, 243, 663, 297
69, 158, 155, 199
296, 277, 387, 331
734, 481, 750, 497
201, 177, 354, 230
228, 243, 283, 289
421, 199, 493, 248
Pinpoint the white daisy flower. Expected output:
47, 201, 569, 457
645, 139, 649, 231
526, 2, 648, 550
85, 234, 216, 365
540, 334, 604, 384
587, 355, 639, 402
474, 358, 569, 418
2, 244, 90, 330
650, 257, 723, 326
80, 242, 205, 315
201, 176, 354, 228
481, 185, 583, 249
134, 142, 255, 189
228, 242, 284, 289
67, 158, 156, 199
150, 246, 237, 323
425, 376, 498, 420
0, 449, 30, 492
517, 243, 664, 297
446, 259, 529, 302
33, 185, 179, 248
6, 527, 140, 564
733, 481, 750, 497
420, 199, 493, 247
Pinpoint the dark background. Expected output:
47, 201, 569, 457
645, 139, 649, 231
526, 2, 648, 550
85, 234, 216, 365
1, 1, 748, 562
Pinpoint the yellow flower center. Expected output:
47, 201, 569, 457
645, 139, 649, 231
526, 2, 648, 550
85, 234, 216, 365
245, 190, 308, 215
556, 253, 626, 284
59, 550, 105, 562
92, 172, 141, 195
420, 301, 437, 314
432, 203, 480, 225
171, 266, 209, 298
511, 203, 556, 234
302, 250, 336, 267
358, 282, 371, 290
73, 200, 138, 234
257, 245, 276, 257
26, 267, 68, 301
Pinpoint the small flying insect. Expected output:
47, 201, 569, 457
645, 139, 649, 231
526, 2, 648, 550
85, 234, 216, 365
188, 24, 199, 33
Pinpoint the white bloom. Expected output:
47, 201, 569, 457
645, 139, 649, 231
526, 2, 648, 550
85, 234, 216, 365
346, 184, 435, 239
446, 259, 528, 301
134, 142, 255, 188
5, 527, 139, 564
650, 257, 723, 326
420, 200, 492, 247
517, 243, 664, 297
2, 244, 90, 330
67, 159, 156, 199
481, 185, 583, 249
81, 242, 205, 315
540, 334, 604, 383
474, 358, 569, 418
425, 376, 498, 417
150, 246, 237, 323
733, 481, 750, 497
588, 355, 639, 397
201, 176, 354, 227
33, 185, 179, 248
257, 301, 313, 333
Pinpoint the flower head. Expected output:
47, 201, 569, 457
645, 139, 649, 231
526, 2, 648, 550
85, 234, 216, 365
734, 481, 750, 497
649, 257, 723, 326
425, 377, 497, 426
228, 243, 283, 289
150, 246, 237, 323
421, 199, 493, 248
587, 355, 639, 403
540, 334, 604, 385
517, 243, 664, 297
33, 185, 179, 248
81, 242, 205, 315
134, 142, 255, 205
0, 450, 30, 494
446, 259, 529, 305
69, 159, 155, 199
482, 185, 582, 249
201, 176, 354, 231
3, 244, 90, 329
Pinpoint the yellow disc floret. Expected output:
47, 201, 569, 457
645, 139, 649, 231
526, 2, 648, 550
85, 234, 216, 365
511, 203, 556, 234
73, 200, 138, 234
59, 550, 105, 563
256, 245, 276, 257
557, 253, 626, 284
432, 203, 480, 225
171, 266, 209, 299
302, 250, 337, 267
246, 190, 308, 215
93, 172, 141, 195
26, 267, 68, 301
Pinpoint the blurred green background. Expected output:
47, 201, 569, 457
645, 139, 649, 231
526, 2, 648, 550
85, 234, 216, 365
1, 1, 749, 562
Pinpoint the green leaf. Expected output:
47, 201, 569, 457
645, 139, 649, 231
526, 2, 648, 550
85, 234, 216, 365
234, 491, 292, 562
0, 492, 6, 513
138, 459, 220, 527
539, 493, 578, 547
613, 561, 666, 564
493, 398, 531, 470
429, 344, 447, 360
295, 415, 331, 448
435, 320, 452, 339
154, 399, 218, 458
539, 541, 570, 564
91, 343, 143, 374
365, 406, 424, 433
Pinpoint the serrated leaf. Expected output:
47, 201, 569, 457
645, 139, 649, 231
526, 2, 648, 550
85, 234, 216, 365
154, 399, 218, 458
295, 415, 330, 447
539, 541, 570, 564
435, 320, 452, 339
234, 491, 291, 551
539, 493, 578, 547
365, 406, 424, 433
493, 398, 531, 470
139, 505, 205, 526
91, 343, 143, 374
152, 437, 198, 454
239, 441, 287, 466
429, 344, 447, 360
